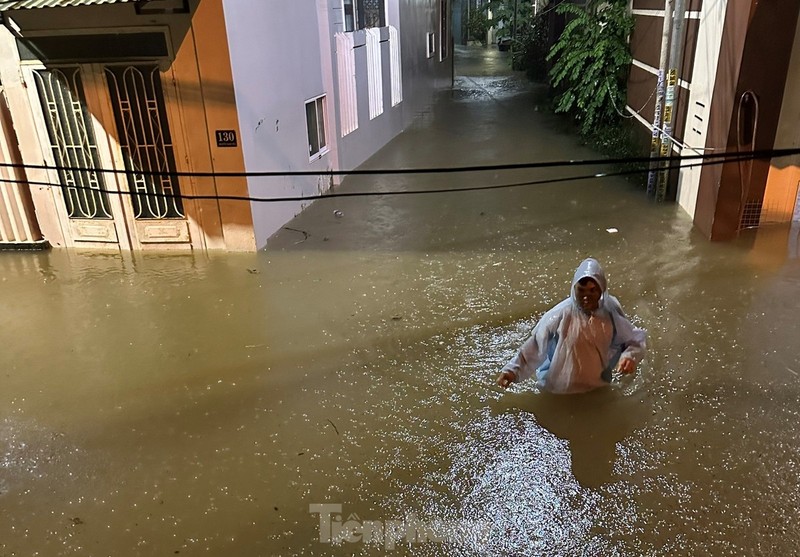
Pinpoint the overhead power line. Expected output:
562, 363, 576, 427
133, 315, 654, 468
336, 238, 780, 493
0, 148, 797, 179
0, 151, 768, 204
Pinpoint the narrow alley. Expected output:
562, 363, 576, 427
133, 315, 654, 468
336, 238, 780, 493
1, 45, 799, 556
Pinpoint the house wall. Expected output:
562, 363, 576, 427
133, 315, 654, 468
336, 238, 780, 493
1, 0, 452, 251
222, 0, 333, 249
453, 0, 465, 45
0, 25, 64, 246
330, 26, 406, 172
630, 0, 800, 238
675, 0, 727, 219
398, 0, 453, 123
0, 0, 256, 251
224, 0, 452, 249
173, 0, 255, 252
687, 1, 750, 239
694, 1, 800, 240
760, 14, 800, 225
327, 0, 452, 172
626, 0, 701, 201
0, 84, 42, 245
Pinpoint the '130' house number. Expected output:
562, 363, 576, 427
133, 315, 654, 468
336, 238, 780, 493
216, 130, 237, 147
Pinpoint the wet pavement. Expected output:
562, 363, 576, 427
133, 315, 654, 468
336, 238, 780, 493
2, 45, 800, 556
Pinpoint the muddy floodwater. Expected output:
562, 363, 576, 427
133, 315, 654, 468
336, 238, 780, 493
2, 47, 800, 556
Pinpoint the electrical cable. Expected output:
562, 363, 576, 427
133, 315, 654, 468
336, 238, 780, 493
0, 147, 797, 179
608, 77, 657, 119
0, 150, 763, 204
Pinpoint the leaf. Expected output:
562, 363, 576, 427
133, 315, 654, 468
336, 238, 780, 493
547, 0, 633, 139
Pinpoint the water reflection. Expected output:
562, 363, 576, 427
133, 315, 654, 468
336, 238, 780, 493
493, 387, 652, 488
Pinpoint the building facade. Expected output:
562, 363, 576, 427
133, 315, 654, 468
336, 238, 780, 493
0, 0, 453, 251
626, 0, 800, 242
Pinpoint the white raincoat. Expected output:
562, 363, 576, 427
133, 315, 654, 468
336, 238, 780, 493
501, 258, 647, 394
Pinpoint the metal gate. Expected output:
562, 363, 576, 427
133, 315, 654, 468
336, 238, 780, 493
32, 66, 119, 244
26, 63, 191, 249
104, 64, 189, 244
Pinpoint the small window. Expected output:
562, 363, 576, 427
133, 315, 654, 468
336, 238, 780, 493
426, 32, 436, 58
305, 95, 328, 160
342, 0, 386, 31
343, 0, 356, 32
360, 0, 385, 28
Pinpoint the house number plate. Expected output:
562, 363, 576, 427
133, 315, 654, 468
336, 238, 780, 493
216, 130, 237, 147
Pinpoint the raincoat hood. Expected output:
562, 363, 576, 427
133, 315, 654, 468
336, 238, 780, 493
570, 258, 607, 306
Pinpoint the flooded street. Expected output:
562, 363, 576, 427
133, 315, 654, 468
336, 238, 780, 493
2, 46, 800, 556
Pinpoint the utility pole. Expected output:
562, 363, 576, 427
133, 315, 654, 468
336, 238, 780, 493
655, 0, 687, 202
646, 0, 674, 197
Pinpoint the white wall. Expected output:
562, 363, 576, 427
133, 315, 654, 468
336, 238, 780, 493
224, 0, 451, 248
398, 0, 452, 121
222, 0, 334, 249
325, 0, 452, 171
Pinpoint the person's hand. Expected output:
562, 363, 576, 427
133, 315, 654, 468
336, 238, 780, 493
497, 370, 517, 388
617, 358, 637, 374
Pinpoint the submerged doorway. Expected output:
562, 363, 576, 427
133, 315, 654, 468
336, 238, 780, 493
27, 63, 192, 249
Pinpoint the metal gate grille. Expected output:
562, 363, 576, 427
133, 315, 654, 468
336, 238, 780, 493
360, 0, 385, 28
105, 65, 184, 220
739, 200, 763, 230
32, 67, 112, 220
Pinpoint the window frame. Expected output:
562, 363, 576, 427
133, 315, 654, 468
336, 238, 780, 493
342, 0, 386, 32
304, 94, 329, 161
342, 0, 356, 32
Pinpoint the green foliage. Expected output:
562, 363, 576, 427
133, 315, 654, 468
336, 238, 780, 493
485, 1, 546, 78
487, 0, 533, 40
467, 8, 490, 44
584, 121, 650, 186
547, 0, 633, 136
511, 14, 549, 79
